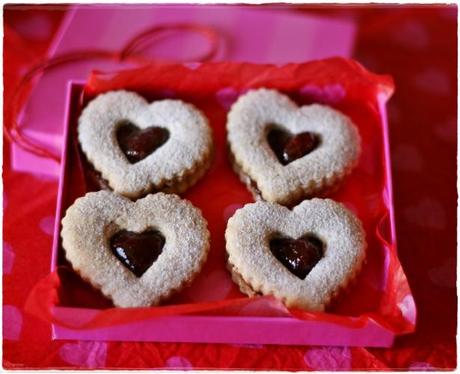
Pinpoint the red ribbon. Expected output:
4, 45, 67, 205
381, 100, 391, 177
5, 22, 222, 162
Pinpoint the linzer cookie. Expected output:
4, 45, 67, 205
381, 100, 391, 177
227, 89, 361, 206
78, 90, 213, 198
61, 190, 210, 307
225, 199, 366, 311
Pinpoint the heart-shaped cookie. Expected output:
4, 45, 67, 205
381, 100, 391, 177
78, 90, 213, 198
225, 199, 366, 311
61, 191, 210, 307
227, 89, 361, 205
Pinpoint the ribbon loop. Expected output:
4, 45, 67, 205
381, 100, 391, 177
5, 22, 222, 163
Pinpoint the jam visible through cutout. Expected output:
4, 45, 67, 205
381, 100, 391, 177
267, 127, 320, 165
269, 234, 324, 279
116, 121, 169, 163
110, 229, 165, 277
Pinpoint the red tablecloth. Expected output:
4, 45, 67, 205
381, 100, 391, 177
3, 5, 457, 370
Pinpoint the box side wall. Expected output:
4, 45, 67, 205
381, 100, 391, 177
52, 311, 395, 347
51, 81, 86, 339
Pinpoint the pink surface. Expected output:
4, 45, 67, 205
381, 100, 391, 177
12, 5, 355, 176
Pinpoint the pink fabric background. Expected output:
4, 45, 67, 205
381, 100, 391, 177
3, 4, 457, 370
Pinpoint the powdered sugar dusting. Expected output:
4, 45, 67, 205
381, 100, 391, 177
225, 198, 366, 311
61, 191, 210, 307
227, 89, 361, 205
78, 90, 213, 198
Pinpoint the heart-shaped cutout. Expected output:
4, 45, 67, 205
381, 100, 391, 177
61, 191, 210, 307
116, 121, 169, 164
266, 127, 320, 165
269, 234, 324, 279
110, 229, 165, 277
227, 89, 361, 205
225, 198, 366, 311
78, 91, 213, 198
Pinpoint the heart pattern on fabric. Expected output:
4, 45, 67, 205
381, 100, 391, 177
59, 341, 108, 368
78, 90, 213, 198
61, 191, 210, 307
225, 198, 366, 311
227, 89, 361, 205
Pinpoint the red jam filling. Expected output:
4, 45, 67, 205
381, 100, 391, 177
269, 234, 324, 279
267, 127, 320, 165
116, 121, 169, 164
110, 229, 165, 277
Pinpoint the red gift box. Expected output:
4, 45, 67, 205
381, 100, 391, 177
26, 58, 416, 346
